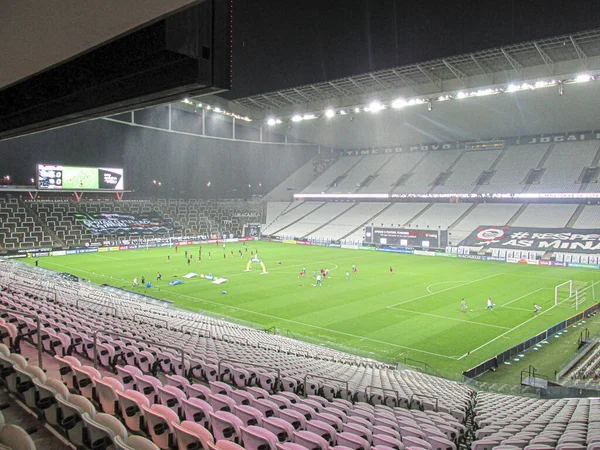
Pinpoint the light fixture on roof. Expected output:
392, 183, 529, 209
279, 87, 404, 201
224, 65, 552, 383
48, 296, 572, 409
506, 84, 519, 93
291, 115, 302, 122
267, 118, 277, 126
354, 107, 361, 113
392, 98, 407, 109
368, 101, 383, 113
575, 74, 593, 83
427, 100, 433, 112
558, 81, 564, 96
325, 109, 335, 118
339, 110, 347, 115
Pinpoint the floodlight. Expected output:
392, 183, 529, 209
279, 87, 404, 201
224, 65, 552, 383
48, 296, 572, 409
292, 115, 302, 122
354, 107, 360, 113
267, 118, 277, 126
368, 101, 383, 113
325, 109, 335, 118
392, 98, 407, 108
339, 110, 347, 115
507, 84, 519, 92
575, 74, 592, 83
456, 92, 467, 99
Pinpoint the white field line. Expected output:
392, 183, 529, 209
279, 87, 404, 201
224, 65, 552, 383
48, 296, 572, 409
457, 293, 573, 360
391, 308, 511, 330
387, 273, 504, 308
504, 306, 533, 312
426, 281, 468, 294
501, 288, 546, 307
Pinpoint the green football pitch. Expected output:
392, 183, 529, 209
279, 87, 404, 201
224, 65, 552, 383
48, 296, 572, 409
23, 242, 600, 379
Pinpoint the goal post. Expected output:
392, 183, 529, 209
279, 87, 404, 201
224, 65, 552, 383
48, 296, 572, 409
555, 280, 573, 306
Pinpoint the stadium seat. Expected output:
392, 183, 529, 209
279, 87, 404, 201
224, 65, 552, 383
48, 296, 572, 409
262, 417, 296, 443
172, 421, 214, 450
210, 411, 244, 444
241, 425, 279, 450
142, 404, 180, 449
116, 389, 150, 433
293, 430, 329, 450
0, 424, 36, 450
56, 393, 96, 447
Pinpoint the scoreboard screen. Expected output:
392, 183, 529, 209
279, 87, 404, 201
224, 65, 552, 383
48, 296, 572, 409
37, 165, 124, 190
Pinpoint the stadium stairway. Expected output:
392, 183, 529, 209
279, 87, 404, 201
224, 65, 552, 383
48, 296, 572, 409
402, 203, 434, 226
339, 202, 395, 241
20, 199, 64, 248
536, 143, 556, 169
449, 203, 479, 230
566, 204, 586, 228
301, 203, 359, 239
505, 203, 528, 226
354, 154, 396, 193
270, 203, 326, 236
323, 156, 367, 194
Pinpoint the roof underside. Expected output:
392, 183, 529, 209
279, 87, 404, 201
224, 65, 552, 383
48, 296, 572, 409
232, 28, 600, 115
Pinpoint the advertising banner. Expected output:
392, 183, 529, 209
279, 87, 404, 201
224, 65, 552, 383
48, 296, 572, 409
76, 212, 173, 237
242, 223, 261, 238
459, 226, 600, 253
365, 227, 446, 248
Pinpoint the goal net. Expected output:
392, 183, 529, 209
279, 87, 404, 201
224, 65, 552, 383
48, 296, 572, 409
555, 280, 573, 306
571, 281, 597, 310
556, 280, 597, 310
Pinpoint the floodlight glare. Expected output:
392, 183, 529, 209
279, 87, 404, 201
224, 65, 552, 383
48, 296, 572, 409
267, 118, 277, 126
369, 101, 383, 113
507, 84, 519, 92
456, 92, 467, 99
292, 115, 302, 122
325, 109, 335, 118
575, 74, 592, 83
339, 110, 347, 115
354, 107, 361, 113
392, 98, 407, 109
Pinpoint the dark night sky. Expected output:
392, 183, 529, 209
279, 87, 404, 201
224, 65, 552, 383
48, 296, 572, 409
227, 0, 600, 98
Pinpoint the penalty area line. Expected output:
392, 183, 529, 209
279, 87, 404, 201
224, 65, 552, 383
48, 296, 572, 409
457, 291, 574, 360
388, 307, 511, 330
387, 273, 504, 308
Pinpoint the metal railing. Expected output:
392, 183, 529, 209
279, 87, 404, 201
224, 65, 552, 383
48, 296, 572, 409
217, 358, 281, 389
222, 334, 248, 346
75, 298, 117, 315
93, 330, 185, 374
303, 374, 349, 399
133, 313, 169, 328
0, 307, 43, 369
258, 342, 281, 352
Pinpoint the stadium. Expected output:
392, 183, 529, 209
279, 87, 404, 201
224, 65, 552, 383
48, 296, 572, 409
1, 2, 600, 449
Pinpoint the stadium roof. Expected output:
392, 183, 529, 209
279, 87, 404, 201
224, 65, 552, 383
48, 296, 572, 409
231, 28, 600, 117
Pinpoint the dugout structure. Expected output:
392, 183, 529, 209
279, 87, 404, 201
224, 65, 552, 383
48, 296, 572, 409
245, 257, 268, 274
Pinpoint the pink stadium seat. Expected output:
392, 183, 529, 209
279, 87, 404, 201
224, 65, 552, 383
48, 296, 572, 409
335, 431, 371, 450
306, 419, 338, 446
117, 389, 150, 433
210, 411, 244, 444
293, 430, 329, 450
172, 421, 214, 450
234, 404, 264, 427
183, 397, 213, 429
209, 393, 237, 413
241, 425, 279, 450
263, 417, 296, 443
94, 376, 124, 415
142, 403, 180, 449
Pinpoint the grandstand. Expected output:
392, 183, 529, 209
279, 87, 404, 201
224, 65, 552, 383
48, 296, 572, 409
3, 16, 600, 450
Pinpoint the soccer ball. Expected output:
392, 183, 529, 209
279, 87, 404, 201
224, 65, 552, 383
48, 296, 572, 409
470, 309, 474, 312
493, 303, 496, 306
